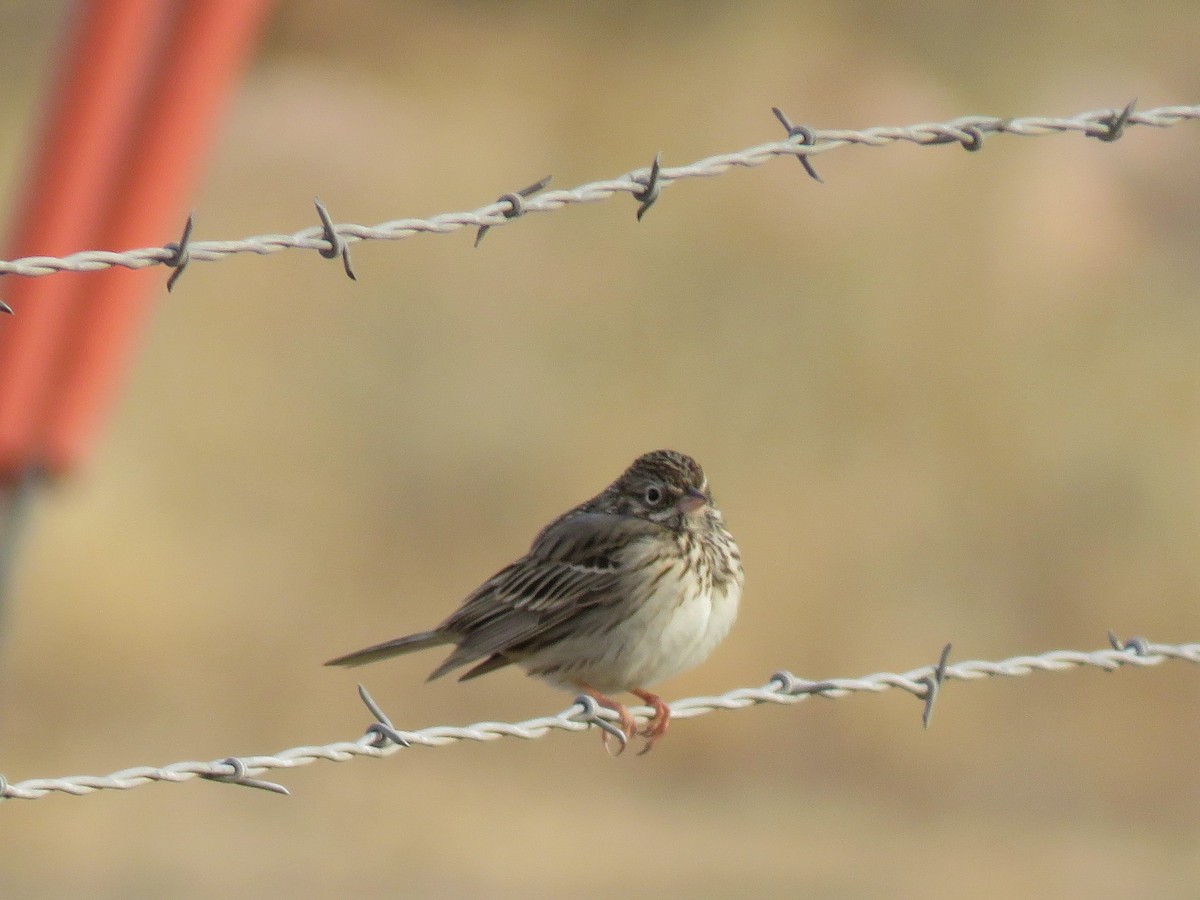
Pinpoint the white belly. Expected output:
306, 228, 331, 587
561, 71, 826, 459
524, 559, 742, 694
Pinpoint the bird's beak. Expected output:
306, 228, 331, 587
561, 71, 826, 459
677, 488, 709, 515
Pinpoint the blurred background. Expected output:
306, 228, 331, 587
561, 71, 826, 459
1, 1, 1198, 897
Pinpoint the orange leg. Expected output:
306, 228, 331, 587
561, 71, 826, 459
580, 684, 636, 756
632, 688, 670, 754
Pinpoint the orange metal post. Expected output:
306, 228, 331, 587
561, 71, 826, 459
0, 0, 274, 481
0, 0, 170, 480
42, 0, 275, 475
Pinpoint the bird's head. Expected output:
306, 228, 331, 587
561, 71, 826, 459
601, 449, 714, 526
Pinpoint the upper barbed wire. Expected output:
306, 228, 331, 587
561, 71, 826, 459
0, 103, 1196, 282
2, 637, 1197, 802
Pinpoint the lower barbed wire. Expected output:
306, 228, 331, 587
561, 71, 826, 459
2, 635, 1197, 802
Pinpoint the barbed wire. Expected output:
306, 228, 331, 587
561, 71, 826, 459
2, 103, 1198, 803
2, 634, 1195, 802
0, 101, 1196, 289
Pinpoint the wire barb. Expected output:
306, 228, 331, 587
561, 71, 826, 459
921, 643, 953, 729
770, 670, 838, 697
164, 211, 195, 292
474, 175, 552, 246
199, 756, 290, 796
1107, 630, 1149, 657
1093, 98, 1138, 142
313, 198, 357, 280
633, 153, 663, 220
357, 683, 411, 748
0, 298, 12, 315
957, 125, 985, 152
769, 670, 801, 694
771, 106, 824, 182
571, 693, 629, 752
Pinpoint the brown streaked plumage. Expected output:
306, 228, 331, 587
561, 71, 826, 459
326, 449, 743, 754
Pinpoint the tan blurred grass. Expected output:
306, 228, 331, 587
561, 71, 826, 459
2, 2, 1199, 898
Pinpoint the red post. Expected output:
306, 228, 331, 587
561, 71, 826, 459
0, 0, 274, 481
0, 0, 171, 480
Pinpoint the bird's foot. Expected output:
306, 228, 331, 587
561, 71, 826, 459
632, 689, 670, 755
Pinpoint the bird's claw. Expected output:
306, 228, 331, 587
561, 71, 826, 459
577, 686, 670, 756
633, 690, 671, 754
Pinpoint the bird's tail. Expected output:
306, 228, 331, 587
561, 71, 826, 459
324, 630, 450, 668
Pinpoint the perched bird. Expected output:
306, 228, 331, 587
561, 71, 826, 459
326, 449, 743, 754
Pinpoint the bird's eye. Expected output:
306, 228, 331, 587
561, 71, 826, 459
644, 485, 664, 505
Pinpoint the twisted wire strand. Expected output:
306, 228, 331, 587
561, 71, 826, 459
3, 638, 1196, 802
0, 103, 1196, 281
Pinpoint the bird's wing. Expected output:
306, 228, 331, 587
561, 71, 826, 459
427, 513, 658, 680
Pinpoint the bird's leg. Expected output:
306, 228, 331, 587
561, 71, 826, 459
632, 688, 670, 754
580, 684, 636, 756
